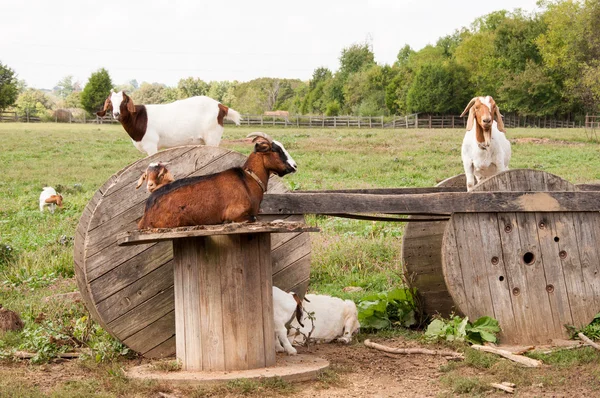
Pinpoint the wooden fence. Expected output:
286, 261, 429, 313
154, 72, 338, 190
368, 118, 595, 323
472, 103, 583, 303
0, 110, 587, 129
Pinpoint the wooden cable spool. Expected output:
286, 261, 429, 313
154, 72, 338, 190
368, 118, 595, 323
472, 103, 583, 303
442, 169, 600, 344
401, 174, 466, 317
74, 146, 312, 358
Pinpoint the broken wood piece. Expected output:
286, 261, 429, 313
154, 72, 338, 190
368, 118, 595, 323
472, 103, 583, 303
578, 333, 600, 351
490, 382, 515, 394
471, 345, 542, 367
364, 339, 464, 359
502, 382, 516, 388
13, 351, 81, 359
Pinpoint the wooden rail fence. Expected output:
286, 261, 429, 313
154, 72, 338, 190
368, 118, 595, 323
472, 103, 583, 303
0, 110, 587, 129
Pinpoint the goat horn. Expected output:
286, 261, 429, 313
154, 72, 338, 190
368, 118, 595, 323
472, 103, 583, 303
246, 132, 273, 143
460, 97, 477, 118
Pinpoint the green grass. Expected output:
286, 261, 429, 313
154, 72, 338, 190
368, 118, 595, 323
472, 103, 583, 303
2, 123, 600, 395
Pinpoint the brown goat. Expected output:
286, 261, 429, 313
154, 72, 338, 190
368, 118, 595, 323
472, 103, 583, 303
136, 162, 175, 193
137, 132, 297, 229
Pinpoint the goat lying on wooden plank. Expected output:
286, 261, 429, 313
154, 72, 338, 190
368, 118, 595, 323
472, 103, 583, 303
96, 90, 241, 156
136, 162, 175, 193
137, 132, 297, 229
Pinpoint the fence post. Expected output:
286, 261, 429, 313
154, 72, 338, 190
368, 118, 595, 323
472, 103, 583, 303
358, 117, 361, 128
381, 115, 384, 128
415, 114, 418, 128
334, 116, 336, 128
429, 115, 432, 129
296, 116, 299, 127
405, 115, 408, 128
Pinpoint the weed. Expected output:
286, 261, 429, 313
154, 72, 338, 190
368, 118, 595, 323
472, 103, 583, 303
440, 374, 489, 395
150, 359, 182, 372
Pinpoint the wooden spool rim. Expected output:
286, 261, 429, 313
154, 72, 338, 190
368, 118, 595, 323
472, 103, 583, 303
74, 146, 312, 358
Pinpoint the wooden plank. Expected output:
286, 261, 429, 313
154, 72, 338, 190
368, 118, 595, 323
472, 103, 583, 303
179, 238, 203, 370
300, 187, 466, 194
144, 336, 176, 358
259, 233, 276, 367
572, 212, 600, 313
118, 222, 318, 246
95, 260, 174, 323
173, 240, 187, 367
272, 233, 311, 274
89, 242, 171, 298
535, 213, 574, 337
441, 219, 470, 314
273, 254, 311, 293
200, 237, 225, 371
107, 287, 174, 340
243, 233, 266, 369
552, 213, 589, 328
259, 191, 600, 215
86, 241, 155, 281
515, 212, 553, 341
221, 235, 248, 371
123, 310, 175, 354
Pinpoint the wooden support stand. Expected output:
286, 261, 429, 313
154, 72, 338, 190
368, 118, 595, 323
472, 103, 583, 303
119, 221, 319, 372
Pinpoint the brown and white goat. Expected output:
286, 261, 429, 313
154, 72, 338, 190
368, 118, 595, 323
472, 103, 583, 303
96, 90, 241, 156
460, 96, 511, 191
136, 162, 175, 193
137, 132, 297, 229
39, 187, 63, 213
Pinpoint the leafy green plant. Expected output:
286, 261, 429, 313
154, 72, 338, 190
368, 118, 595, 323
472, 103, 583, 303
425, 315, 500, 345
357, 288, 418, 330
567, 312, 600, 340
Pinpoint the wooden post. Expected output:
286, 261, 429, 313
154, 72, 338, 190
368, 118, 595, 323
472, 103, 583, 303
334, 116, 337, 128
405, 115, 408, 128
172, 233, 275, 371
429, 115, 432, 129
415, 114, 418, 128
381, 116, 384, 128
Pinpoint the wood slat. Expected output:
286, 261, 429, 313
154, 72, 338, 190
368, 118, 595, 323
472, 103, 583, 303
260, 190, 600, 215
123, 310, 175, 354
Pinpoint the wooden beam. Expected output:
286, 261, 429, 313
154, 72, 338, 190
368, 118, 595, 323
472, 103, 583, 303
118, 221, 319, 246
259, 191, 600, 215
299, 187, 466, 194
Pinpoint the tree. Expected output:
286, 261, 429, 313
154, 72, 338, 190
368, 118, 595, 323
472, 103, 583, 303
132, 82, 171, 104
56, 75, 75, 98
177, 77, 208, 98
15, 88, 54, 118
0, 61, 19, 111
81, 68, 113, 114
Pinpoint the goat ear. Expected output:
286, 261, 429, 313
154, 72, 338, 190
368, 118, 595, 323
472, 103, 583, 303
254, 141, 271, 153
126, 94, 136, 113
96, 110, 106, 117
466, 107, 475, 131
96, 96, 111, 116
136, 172, 147, 189
494, 105, 506, 133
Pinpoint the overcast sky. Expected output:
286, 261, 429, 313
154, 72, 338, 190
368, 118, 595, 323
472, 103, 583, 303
1, 0, 540, 90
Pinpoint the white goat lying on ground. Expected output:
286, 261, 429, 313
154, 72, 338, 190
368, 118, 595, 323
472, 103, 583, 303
288, 293, 360, 345
39, 187, 63, 213
460, 96, 511, 191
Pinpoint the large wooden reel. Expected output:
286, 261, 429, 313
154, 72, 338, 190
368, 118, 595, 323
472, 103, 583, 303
442, 169, 600, 344
74, 146, 312, 358
402, 174, 466, 317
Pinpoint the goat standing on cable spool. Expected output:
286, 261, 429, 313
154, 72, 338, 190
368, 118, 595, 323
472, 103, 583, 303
460, 96, 511, 191
96, 90, 241, 156
137, 132, 297, 229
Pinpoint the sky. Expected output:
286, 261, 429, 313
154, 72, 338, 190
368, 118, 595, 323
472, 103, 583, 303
1, 0, 541, 90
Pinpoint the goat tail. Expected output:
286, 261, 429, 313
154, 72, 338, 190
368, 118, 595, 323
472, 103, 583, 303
225, 108, 241, 125
291, 292, 304, 328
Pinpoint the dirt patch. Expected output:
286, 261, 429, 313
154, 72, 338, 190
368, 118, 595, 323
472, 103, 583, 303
511, 137, 584, 146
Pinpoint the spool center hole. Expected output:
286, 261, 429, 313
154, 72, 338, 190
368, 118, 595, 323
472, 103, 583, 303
554, 236, 560, 242
499, 276, 505, 282
523, 252, 535, 265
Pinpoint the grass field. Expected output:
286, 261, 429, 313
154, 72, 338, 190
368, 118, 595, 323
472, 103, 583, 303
1, 123, 600, 397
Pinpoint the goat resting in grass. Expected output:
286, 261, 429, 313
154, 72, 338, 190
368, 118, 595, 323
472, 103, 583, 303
97, 90, 241, 156
460, 96, 511, 191
288, 293, 360, 345
137, 132, 296, 229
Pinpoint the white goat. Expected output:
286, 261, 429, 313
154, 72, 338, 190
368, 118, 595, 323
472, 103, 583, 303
288, 294, 360, 345
272, 286, 303, 355
39, 187, 63, 213
96, 91, 241, 156
460, 96, 511, 191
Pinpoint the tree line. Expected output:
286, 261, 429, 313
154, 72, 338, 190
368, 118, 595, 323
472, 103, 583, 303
1, 0, 598, 120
